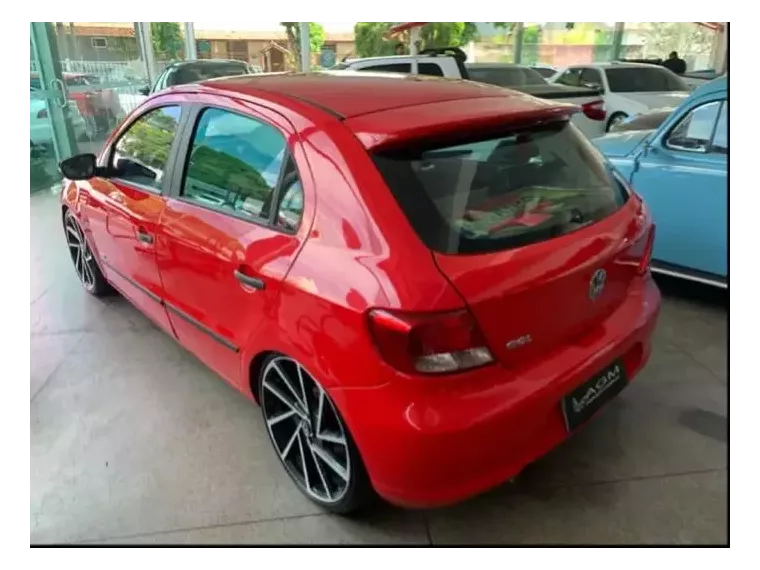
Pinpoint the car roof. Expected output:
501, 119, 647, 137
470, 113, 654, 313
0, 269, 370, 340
344, 55, 437, 63
165, 59, 248, 69
184, 71, 539, 120
690, 75, 727, 97
466, 63, 525, 69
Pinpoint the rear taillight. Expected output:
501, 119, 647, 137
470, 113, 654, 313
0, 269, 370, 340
37, 108, 48, 119
581, 99, 606, 121
638, 224, 656, 274
367, 308, 494, 374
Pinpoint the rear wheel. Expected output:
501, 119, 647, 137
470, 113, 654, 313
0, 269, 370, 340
64, 210, 112, 297
607, 112, 628, 131
258, 354, 374, 514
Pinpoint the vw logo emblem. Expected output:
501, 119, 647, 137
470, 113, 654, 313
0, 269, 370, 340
589, 269, 606, 301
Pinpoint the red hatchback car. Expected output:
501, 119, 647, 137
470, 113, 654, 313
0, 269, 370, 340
59, 72, 661, 513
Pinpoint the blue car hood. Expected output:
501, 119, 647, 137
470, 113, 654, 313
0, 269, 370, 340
593, 130, 652, 158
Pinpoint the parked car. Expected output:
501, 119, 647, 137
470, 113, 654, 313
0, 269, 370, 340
143, 59, 252, 95
610, 107, 675, 133
594, 76, 727, 287
30, 87, 88, 149
59, 72, 660, 513
465, 62, 607, 138
530, 63, 557, 79
550, 62, 691, 131
333, 49, 608, 139
31, 72, 123, 134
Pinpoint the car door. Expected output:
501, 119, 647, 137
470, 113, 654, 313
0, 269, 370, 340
156, 101, 310, 388
630, 97, 727, 278
86, 104, 185, 333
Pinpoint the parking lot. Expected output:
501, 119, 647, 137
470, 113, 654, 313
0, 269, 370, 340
30, 190, 727, 545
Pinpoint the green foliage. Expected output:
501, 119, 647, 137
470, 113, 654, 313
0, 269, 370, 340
119, 115, 177, 169
188, 145, 270, 203
523, 25, 542, 45
280, 22, 327, 68
353, 23, 518, 58
419, 22, 466, 48
151, 22, 183, 60
354, 22, 397, 58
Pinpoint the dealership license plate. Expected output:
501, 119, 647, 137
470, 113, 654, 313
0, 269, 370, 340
561, 361, 628, 432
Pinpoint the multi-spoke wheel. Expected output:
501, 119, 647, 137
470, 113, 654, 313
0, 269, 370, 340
64, 210, 111, 297
260, 355, 373, 513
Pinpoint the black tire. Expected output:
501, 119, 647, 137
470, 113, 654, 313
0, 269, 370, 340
63, 209, 113, 297
257, 354, 377, 516
607, 112, 628, 132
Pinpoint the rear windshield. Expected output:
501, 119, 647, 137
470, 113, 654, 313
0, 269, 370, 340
166, 63, 248, 86
467, 66, 546, 87
606, 67, 688, 92
373, 121, 629, 254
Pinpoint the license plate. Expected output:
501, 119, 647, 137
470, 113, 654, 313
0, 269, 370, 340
561, 360, 628, 432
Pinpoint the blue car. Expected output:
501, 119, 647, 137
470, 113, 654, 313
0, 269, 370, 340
594, 76, 727, 288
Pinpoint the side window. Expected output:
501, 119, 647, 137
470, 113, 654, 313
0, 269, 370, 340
362, 63, 412, 74
275, 157, 304, 233
111, 105, 182, 191
182, 108, 286, 222
555, 68, 583, 87
580, 68, 603, 88
710, 102, 728, 154
418, 63, 445, 77
666, 100, 722, 153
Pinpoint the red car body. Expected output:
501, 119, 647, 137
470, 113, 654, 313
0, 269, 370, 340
61, 73, 660, 508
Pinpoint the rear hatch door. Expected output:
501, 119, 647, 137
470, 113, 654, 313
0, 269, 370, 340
371, 118, 648, 367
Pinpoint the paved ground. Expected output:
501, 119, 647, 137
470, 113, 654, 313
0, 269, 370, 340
30, 191, 728, 545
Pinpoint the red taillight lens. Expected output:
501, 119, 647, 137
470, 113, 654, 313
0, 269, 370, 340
638, 224, 656, 274
37, 108, 48, 119
581, 99, 606, 121
367, 308, 494, 375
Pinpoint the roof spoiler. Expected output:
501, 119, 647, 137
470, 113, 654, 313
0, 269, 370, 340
417, 46, 467, 63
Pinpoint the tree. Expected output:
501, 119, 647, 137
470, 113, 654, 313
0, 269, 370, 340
151, 22, 183, 60
640, 22, 715, 60
280, 22, 326, 70
353, 23, 517, 58
354, 22, 397, 58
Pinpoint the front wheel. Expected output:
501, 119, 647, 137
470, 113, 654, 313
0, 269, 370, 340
64, 210, 112, 297
259, 354, 374, 514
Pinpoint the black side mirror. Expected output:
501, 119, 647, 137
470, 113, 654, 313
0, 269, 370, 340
139, 86, 150, 96
59, 153, 98, 180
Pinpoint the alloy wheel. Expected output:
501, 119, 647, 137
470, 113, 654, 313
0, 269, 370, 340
64, 212, 96, 291
261, 357, 351, 504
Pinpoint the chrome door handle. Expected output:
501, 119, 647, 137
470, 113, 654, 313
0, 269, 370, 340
233, 269, 265, 290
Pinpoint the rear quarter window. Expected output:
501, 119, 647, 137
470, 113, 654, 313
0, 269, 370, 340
373, 121, 629, 254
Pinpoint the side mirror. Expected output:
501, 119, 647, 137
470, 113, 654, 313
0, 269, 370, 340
139, 86, 150, 96
59, 153, 98, 180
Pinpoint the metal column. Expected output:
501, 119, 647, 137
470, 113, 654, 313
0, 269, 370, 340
184, 22, 197, 60
512, 23, 524, 64
30, 22, 76, 160
611, 22, 625, 61
299, 22, 310, 72
136, 22, 157, 86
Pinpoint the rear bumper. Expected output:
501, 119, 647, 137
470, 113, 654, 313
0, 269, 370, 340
339, 276, 661, 508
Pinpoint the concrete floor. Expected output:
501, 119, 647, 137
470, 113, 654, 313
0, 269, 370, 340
30, 191, 728, 545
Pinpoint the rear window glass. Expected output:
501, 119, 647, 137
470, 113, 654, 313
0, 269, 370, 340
166, 63, 248, 86
606, 67, 687, 92
373, 122, 629, 254
467, 66, 546, 87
